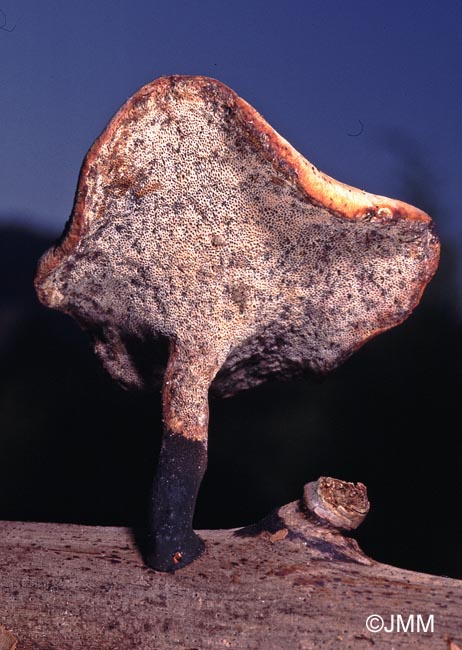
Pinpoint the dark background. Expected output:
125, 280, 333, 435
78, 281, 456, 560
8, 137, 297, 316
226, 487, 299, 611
1, 0, 461, 578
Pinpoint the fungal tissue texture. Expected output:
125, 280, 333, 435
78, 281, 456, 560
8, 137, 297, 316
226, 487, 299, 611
36, 76, 439, 396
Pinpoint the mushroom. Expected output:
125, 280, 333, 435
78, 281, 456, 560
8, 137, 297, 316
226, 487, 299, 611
35, 75, 440, 571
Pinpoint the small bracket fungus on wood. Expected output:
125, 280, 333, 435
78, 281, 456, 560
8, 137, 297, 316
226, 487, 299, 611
35, 75, 440, 572
303, 477, 370, 531
238, 476, 373, 567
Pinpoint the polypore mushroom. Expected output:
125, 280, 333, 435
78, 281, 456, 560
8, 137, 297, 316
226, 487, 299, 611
35, 75, 439, 571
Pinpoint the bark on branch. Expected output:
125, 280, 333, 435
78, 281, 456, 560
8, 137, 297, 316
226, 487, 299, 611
0, 479, 460, 650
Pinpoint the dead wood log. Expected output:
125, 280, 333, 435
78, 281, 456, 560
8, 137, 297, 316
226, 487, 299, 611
0, 478, 460, 650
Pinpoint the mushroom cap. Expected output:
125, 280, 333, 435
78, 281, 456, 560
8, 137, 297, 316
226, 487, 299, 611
35, 75, 440, 396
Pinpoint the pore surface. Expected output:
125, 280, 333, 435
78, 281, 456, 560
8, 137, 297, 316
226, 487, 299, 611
36, 76, 439, 394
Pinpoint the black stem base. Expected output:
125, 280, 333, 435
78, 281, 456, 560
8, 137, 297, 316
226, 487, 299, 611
144, 431, 207, 572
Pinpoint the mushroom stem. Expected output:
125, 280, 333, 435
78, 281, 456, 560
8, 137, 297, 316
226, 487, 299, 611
146, 430, 207, 572
145, 340, 217, 571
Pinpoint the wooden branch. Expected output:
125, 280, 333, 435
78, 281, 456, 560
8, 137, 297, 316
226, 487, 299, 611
1, 485, 460, 650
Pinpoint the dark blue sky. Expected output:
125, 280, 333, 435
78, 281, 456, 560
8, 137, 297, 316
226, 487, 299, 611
1, 0, 461, 247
